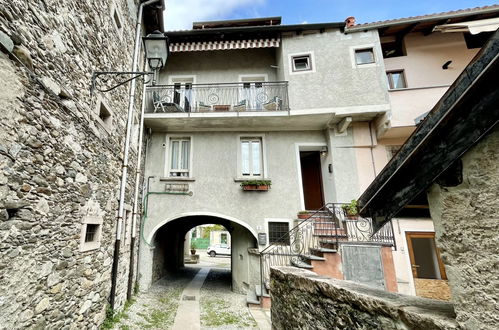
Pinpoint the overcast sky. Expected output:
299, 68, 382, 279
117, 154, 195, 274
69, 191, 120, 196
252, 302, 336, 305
164, 0, 497, 30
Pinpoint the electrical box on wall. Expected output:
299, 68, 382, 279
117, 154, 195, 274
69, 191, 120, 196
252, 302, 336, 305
258, 233, 267, 245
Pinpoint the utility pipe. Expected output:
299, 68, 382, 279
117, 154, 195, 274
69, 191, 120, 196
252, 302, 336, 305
110, 0, 160, 312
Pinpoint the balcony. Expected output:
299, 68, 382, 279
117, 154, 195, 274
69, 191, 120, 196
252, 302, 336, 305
145, 81, 289, 114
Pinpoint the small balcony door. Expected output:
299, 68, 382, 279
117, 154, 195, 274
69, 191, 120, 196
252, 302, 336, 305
240, 75, 266, 111
406, 232, 447, 280
170, 77, 194, 112
300, 151, 325, 210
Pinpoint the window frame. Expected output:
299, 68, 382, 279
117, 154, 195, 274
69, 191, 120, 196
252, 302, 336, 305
386, 70, 407, 90
239, 136, 265, 178
79, 202, 104, 252
355, 48, 376, 65
350, 44, 379, 68
292, 55, 312, 72
165, 135, 193, 178
288, 51, 316, 75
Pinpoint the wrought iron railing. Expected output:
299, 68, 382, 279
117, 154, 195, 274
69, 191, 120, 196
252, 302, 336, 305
259, 203, 395, 291
145, 81, 289, 113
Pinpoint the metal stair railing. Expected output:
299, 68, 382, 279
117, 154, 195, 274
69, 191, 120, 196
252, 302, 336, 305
258, 203, 396, 296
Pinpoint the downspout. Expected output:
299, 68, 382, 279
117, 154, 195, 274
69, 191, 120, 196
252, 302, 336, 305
368, 122, 377, 177
110, 0, 160, 312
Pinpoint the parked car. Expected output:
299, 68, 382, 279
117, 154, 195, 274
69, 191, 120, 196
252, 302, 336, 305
207, 244, 231, 257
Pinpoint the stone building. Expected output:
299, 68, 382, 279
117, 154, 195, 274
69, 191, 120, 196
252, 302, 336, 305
0, 0, 163, 329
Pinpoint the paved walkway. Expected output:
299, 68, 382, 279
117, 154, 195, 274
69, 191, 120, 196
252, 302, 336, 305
172, 267, 210, 330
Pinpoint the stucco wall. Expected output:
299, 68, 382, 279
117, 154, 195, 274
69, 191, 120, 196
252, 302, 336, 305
158, 48, 278, 84
385, 32, 480, 128
427, 127, 499, 329
280, 29, 389, 110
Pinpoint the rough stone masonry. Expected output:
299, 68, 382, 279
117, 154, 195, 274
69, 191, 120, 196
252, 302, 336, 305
0, 0, 146, 328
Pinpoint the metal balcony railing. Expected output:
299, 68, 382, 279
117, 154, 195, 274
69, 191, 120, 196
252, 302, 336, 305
145, 81, 289, 113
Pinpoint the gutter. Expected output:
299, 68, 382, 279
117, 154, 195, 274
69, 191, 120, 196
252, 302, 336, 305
110, 0, 161, 312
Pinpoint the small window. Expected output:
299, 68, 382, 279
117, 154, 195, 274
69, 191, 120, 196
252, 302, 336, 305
381, 40, 406, 58
169, 137, 191, 177
85, 224, 100, 243
113, 9, 122, 30
386, 71, 407, 89
241, 137, 263, 177
99, 101, 112, 127
292, 55, 312, 72
268, 222, 290, 244
355, 48, 375, 65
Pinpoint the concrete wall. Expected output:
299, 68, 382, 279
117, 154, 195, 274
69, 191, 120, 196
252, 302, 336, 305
385, 32, 479, 128
271, 266, 458, 330
0, 0, 142, 328
427, 127, 499, 329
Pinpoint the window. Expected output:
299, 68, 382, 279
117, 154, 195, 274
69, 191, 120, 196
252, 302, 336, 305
386, 71, 407, 89
241, 137, 262, 177
98, 101, 112, 127
169, 137, 190, 177
292, 55, 312, 72
355, 48, 375, 65
85, 224, 99, 242
268, 222, 290, 244
381, 39, 406, 58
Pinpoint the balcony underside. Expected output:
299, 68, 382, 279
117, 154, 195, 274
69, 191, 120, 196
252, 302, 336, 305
144, 108, 387, 131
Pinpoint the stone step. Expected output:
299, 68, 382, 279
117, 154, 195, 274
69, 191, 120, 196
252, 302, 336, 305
246, 289, 260, 306
310, 247, 338, 254
291, 259, 314, 269
300, 254, 326, 261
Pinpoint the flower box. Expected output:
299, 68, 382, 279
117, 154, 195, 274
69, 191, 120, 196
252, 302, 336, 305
240, 180, 271, 191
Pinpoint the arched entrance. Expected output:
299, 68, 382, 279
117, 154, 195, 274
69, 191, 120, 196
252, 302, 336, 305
139, 213, 258, 293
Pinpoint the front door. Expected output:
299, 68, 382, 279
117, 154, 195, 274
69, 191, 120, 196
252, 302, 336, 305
300, 151, 325, 210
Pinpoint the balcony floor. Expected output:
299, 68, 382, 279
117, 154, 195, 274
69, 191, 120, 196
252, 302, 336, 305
144, 107, 387, 131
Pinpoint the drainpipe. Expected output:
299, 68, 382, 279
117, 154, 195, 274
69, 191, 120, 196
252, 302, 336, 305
110, 0, 160, 312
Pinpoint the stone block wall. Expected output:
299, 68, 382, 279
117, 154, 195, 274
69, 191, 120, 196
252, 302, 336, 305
428, 127, 499, 329
0, 0, 146, 328
271, 266, 458, 330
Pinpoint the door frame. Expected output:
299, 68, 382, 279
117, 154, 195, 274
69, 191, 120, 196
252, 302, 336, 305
405, 231, 447, 280
295, 143, 327, 210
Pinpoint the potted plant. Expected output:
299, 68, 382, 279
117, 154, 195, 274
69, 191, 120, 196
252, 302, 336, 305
190, 242, 197, 255
240, 180, 271, 191
342, 200, 359, 219
297, 211, 309, 219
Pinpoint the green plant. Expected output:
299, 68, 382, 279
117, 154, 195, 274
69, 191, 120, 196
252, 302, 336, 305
342, 200, 358, 216
298, 210, 308, 214
239, 180, 272, 187
190, 241, 196, 250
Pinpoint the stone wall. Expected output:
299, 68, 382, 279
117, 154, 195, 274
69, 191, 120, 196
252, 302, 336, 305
0, 0, 145, 328
428, 127, 499, 329
271, 266, 458, 330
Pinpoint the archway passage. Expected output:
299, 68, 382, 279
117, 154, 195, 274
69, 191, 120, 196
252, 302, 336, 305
151, 215, 258, 293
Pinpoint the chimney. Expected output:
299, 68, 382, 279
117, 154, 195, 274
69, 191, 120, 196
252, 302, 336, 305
345, 16, 355, 28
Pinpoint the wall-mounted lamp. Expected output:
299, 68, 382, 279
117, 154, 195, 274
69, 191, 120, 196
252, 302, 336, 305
320, 146, 328, 156
442, 60, 452, 70
90, 31, 170, 95
143, 31, 170, 71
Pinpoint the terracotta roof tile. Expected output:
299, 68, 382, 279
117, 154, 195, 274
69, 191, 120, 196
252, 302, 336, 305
352, 5, 499, 28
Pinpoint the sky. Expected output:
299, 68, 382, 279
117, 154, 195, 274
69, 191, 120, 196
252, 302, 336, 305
164, 0, 498, 30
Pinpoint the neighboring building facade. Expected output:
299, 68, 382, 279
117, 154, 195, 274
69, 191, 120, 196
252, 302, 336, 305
347, 5, 499, 298
0, 0, 163, 328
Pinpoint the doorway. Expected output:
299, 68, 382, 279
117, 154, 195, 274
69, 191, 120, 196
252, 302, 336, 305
300, 151, 325, 210
406, 231, 450, 300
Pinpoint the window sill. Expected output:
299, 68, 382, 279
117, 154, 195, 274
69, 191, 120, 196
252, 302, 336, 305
234, 177, 271, 182
388, 84, 451, 92
160, 177, 196, 182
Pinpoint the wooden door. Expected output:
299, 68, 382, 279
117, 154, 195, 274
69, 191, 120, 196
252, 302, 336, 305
300, 151, 325, 210
406, 232, 447, 280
